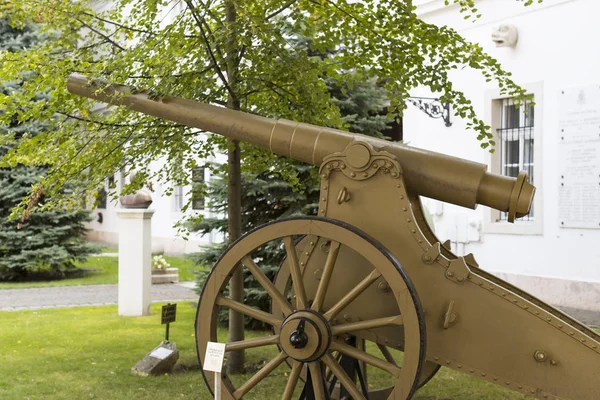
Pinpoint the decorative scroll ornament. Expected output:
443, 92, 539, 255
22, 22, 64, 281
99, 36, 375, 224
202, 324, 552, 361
407, 97, 452, 127
319, 142, 402, 181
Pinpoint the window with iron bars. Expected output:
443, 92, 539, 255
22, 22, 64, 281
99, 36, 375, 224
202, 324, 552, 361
497, 97, 534, 221
191, 167, 205, 211
95, 176, 114, 210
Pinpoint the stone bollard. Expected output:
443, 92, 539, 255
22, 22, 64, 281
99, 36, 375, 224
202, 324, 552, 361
116, 208, 155, 316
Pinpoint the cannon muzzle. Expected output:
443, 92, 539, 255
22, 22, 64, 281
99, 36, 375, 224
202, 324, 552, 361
67, 74, 534, 220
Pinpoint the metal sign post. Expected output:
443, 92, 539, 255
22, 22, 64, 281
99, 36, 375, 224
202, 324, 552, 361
204, 342, 226, 400
214, 372, 221, 400
161, 303, 177, 341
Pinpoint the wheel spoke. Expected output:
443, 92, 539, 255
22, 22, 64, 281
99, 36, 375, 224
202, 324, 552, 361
325, 351, 341, 381
311, 241, 341, 312
283, 236, 308, 309
357, 339, 368, 392
308, 362, 326, 399
322, 352, 366, 400
331, 315, 403, 336
331, 340, 401, 377
323, 269, 382, 321
225, 335, 279, 352
216, 295, 282, 327
232, 352, 287, 399
356, 359, 369, 398
242, 256, 293, 316
282, 360, 302, 400
377, 343, 399, 367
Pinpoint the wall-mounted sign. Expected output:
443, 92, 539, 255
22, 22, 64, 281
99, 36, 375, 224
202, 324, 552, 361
558, 85, 600, 228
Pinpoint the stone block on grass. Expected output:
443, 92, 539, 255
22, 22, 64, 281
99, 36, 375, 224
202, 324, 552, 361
132, 341, 179, 376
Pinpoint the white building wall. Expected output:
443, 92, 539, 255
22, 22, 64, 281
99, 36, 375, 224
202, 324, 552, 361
87, 152, 226, 255
406, 0, 600, 311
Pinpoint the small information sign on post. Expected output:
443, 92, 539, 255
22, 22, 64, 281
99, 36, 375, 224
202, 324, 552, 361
161, 303, 177, 341
203, 342, 226, 400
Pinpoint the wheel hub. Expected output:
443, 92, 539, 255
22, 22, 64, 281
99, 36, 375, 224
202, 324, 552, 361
289, 319, 309, 349
279, 310, 331, 362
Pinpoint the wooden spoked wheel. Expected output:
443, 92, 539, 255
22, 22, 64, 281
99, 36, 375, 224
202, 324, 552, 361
272, 232, 438, 397
271, 250, 441, 400
196, 217, 426, 400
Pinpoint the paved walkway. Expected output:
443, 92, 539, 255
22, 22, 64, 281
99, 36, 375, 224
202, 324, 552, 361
0, 282, 198, 311
1, 282, 600, 328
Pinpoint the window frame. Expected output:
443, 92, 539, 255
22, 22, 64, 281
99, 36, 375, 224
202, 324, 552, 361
173, 184, 184, 212
483, 82, 544, 235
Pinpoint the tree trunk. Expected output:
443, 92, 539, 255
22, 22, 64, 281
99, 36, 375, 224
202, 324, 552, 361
225, 0, 244, 375
226, 138, 244, 375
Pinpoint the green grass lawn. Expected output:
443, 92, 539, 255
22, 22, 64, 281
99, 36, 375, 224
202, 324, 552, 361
0, 255, 203, 290
0, 303, 560, 400
0, 303, 207, 399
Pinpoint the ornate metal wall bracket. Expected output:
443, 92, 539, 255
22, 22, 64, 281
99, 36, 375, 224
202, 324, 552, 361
407, 97, 452, 127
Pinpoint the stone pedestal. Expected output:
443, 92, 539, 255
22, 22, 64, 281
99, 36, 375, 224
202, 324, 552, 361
116, 209, 155, 316
151, 268, 179, 284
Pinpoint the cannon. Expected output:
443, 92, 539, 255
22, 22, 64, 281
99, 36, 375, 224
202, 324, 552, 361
68, 74, 600, 400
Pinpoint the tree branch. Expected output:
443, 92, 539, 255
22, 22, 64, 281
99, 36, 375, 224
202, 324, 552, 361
185, 1, 227, 64
194, 0, 225, 29
184, 0, 237, 102
59, 112, 183, 129
74, 18, 126, 52
266, 0, 297, 20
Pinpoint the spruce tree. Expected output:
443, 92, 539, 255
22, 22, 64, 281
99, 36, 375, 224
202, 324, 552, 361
191, 71, 395, 328
0, 19, 95, 281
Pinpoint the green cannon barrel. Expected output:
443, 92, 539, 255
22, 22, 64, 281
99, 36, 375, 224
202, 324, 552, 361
67, 74, 534, 220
